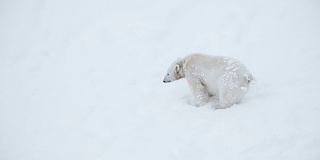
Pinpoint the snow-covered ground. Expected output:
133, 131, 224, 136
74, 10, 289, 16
1, 0, 320, 159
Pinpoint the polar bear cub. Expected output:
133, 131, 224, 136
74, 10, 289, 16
163, 53, 255, 109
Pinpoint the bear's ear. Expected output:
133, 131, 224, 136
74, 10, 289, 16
175, 65, 180, 72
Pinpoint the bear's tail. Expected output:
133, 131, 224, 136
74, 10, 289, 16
245, 73, 256, 85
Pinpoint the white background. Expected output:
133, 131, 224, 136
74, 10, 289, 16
1, 0, 320, 159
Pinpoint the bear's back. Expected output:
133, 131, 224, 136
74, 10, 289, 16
184, 53, 251, 95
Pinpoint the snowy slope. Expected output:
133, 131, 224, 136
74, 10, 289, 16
1, 0, 320, 160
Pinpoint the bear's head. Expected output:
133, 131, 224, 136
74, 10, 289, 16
163, 58, 185, 83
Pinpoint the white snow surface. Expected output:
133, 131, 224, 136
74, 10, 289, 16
1, 0, 320, 160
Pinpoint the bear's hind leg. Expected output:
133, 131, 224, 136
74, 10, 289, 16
216, 88, 235, 109
235, 92, 245, 104
235, 85, 249, 104
216, 100, 233, 109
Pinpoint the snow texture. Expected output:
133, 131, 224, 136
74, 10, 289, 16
1, 0, 320, 160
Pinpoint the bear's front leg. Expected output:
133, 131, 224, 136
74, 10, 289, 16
187, 79, 209, 107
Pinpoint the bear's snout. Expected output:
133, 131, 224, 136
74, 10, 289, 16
163, 80, 171, 83
163, 76, 170, 83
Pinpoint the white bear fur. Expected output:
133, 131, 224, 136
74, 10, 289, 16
163, 53, 255, 109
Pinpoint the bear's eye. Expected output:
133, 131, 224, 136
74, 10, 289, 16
167, 74, 169, 76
